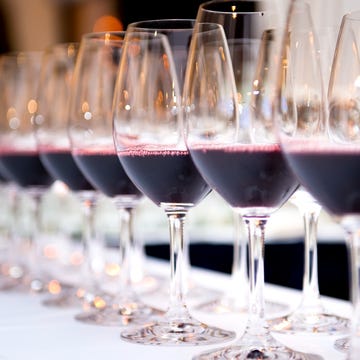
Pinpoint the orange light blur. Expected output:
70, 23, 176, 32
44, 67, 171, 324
105, 263, 120, 277
70, 251, 84, 266
48, 280, 62, 295
93, 15, 123, 32
43, 244, 58, 259
76, 287, 86, 299
94, 296, 107, 309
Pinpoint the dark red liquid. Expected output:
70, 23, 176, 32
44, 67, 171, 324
73, 151, 142, 198
190, 144, 298, 209
285, 149, 360, 215
0, 151, 54, 188
40, 150, 94, 192
0, 164, 12, 183
119, 149, 211, 206
0, 172, 6, 182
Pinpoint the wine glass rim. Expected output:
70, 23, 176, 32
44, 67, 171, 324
0, 51, 43, 65
46, 42, 79, 50
81, 31, 127, 41
127, 18, 196, 31
344, 10, 360, 21
1, 50, 43, 58
44, 42, 79, 55
198, 0, 264, 15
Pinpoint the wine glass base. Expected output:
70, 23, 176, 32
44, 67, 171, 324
334, 336, 349, 353
0, 276, 21, 291
42, 287, 82, 308
75, 301, 163, 327
192, 343, 320, 360
120, 317, 236, 346
268, 311, 350, 335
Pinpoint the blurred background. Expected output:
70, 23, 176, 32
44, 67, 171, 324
0, 0, 358, 302
0, 0, 356, 52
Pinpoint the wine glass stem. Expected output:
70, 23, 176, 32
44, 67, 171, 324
79, 192, 99, 292
7, 186, 23, 276
228, 212, 248, 300
114, 204, 136, 295
243, 215, 268, 336
345, 224, 360, 356
165, 209, 190, 319
27, 190, 44, 279
299, 201, 322, 309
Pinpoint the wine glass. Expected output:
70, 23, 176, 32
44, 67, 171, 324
267, 2, 349, 334
276, 6, 360, 359
68, 31, 162, 326
126, 18, 219, 301
0, 51, 55, 293
193, 0, 288, 316
113, 30, 235, 345
34, 42, 105, 308
184, 19, 310, 360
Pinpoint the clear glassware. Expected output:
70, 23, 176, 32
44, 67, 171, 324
184, 18, 310, 360
113, 30, 235, 345
192, 0, 290, 316
277, 6, 360, 360
0, 51, 55, 293
68, 31, 162, 326
34, 42, 105, 308
268, 3, 349, 334
126, 18, 218, 301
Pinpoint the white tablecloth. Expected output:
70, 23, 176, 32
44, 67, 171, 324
0, 259, 351, 360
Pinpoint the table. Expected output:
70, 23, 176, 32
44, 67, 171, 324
0, 258, 351, 359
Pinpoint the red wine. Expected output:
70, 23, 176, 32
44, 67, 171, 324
119, 149, 211, 206
190, 144, 298, 209
0, 151, 54, 188
0, 172, 6, 182
73, 149, 142, 198
40, 149, 94, 192
284, 145, 360, 215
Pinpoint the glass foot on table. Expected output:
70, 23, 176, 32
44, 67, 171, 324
268, 312, 350, 335
192, 333, 323, 359
334, 336, 349, 353
75, 296, 163, 327
0, 276, 21, 291
42, 286, 82, 308
120, 316, 235, 346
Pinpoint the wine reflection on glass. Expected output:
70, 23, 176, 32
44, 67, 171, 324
113, 30, 235, 345
184, 21, 315, 359
68, 31, 162, 326
277, 9, 360, 358
0, 51, 55, 293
